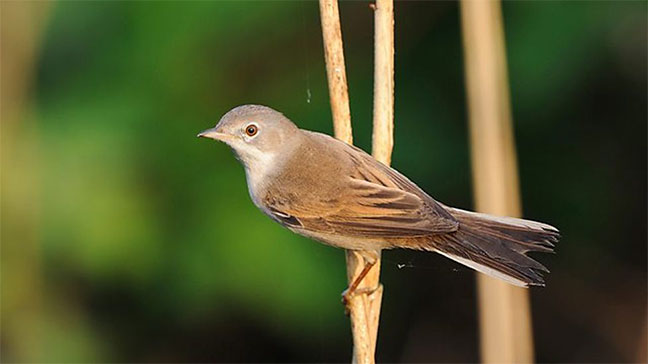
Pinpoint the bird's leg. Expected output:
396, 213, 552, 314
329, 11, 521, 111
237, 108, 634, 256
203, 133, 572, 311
342, 260, 375, 305
341, 250, 381, 308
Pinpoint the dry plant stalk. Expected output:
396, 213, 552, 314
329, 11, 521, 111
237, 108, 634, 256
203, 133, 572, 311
1, 2, 51, 362
318, 0, 394, 362
366, 0, 394, 355
460, 0, 535, 362
317, 2, 370, 362
318, 0, 353, 145
372, 0, 395, 166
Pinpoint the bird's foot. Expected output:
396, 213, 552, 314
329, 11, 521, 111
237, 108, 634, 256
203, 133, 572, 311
341, 284, 383, 316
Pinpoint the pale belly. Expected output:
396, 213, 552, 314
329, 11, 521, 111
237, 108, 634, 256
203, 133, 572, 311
289, 226, 393, 251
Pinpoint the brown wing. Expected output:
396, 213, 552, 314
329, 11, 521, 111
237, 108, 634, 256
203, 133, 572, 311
264, 140, 459, 238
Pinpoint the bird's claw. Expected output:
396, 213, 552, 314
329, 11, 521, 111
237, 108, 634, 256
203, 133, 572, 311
341, 285, 383, 316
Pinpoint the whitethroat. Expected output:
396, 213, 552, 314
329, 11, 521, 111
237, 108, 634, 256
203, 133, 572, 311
199, 105, 559, 302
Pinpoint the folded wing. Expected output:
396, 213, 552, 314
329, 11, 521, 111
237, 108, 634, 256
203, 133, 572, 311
264, 144, 459, 238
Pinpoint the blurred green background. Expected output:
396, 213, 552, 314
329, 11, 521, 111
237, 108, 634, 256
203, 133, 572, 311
2, 1, 646, 362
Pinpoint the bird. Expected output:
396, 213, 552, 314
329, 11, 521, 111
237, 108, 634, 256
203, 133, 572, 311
198, 104, 559, 301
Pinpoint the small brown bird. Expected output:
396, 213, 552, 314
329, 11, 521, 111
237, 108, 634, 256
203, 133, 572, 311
199, 105, 559, 298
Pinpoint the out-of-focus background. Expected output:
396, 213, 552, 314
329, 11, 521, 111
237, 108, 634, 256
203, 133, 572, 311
2, 1, 646, 362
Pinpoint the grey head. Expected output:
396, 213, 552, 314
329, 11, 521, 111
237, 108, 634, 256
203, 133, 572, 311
198, 104, 300, 174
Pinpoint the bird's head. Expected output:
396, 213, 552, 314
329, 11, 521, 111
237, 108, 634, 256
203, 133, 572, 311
198, 104, 299, 169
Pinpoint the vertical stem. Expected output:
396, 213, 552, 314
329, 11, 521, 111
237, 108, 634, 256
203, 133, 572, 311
367, 0, 394, 356
459, 0, 535, 363
372, 0, 394, 166
1, 1, 50, 362
318, 1, 372, 363
318, 0, 353, 145
318, 0, 394, 362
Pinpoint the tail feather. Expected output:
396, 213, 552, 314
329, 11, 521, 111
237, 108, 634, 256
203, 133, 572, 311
430, 208, 560, 287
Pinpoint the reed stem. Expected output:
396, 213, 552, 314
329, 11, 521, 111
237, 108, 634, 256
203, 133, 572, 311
318, 0, 394, 362
460, 0, 535, 362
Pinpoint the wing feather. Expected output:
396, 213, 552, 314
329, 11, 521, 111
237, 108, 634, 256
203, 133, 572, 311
264, 141, 458, 238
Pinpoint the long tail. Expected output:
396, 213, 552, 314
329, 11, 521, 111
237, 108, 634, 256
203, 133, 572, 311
430, 208, 559, 287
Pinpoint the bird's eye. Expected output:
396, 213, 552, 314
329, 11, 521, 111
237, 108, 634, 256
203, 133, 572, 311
245, 124, 258, 137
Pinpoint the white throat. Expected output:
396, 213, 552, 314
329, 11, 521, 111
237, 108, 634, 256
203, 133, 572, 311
240, 147, 278, 205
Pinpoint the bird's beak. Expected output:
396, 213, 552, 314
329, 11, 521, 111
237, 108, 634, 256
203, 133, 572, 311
197, 127, 232, 142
